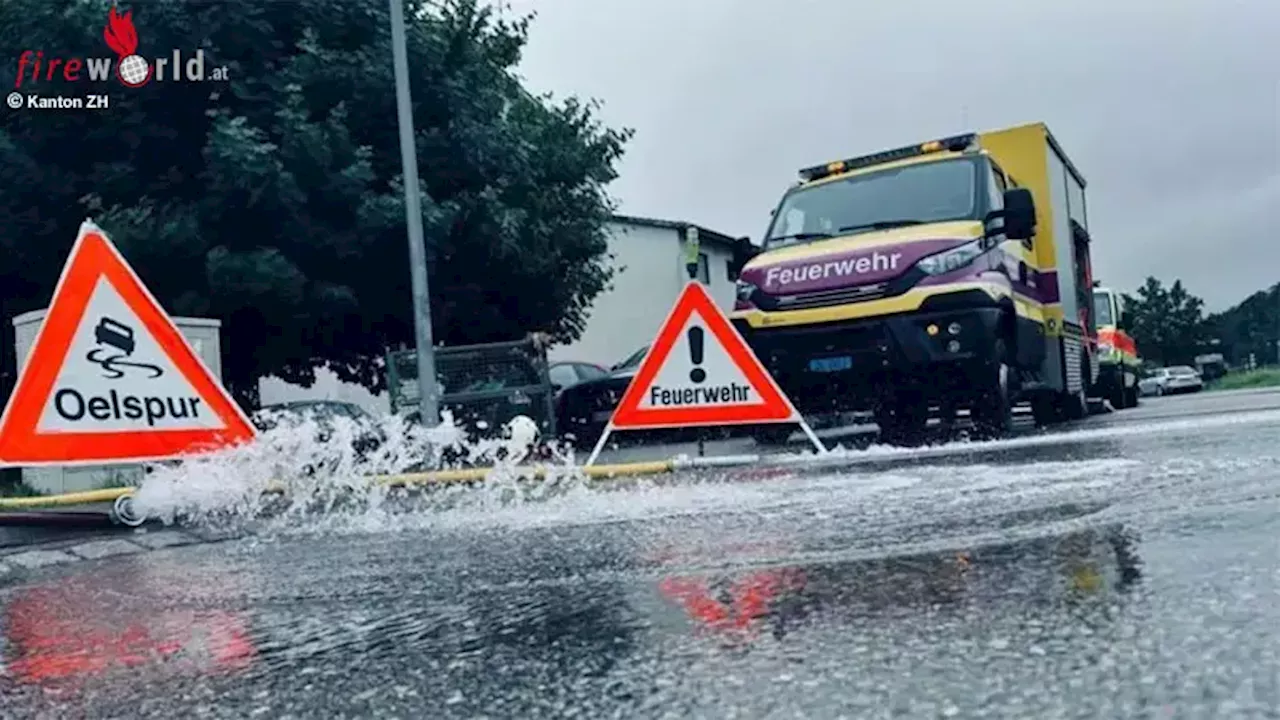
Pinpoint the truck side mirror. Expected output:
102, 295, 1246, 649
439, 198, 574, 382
729, 236, 759, 279
1116, 312, 1130, 332
1002, 187, 1036, 241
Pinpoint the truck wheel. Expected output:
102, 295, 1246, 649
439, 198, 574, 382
1124, 385, 1139, 408
1061, 383, 1089, 420
1061, 387, 1089, 420
876, 401, 929, 447
1109, 384, 1126, 410
971, 339, 1014, 439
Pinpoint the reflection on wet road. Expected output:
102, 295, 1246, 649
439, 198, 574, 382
3, 399, 1280, 717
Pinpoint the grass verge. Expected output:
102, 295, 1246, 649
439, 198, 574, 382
1207, 368, 1280, 392
0, 479, 44, 498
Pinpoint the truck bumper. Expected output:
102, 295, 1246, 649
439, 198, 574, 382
733, 307, 1005, 414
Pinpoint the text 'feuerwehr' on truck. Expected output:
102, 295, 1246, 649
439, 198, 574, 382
727, 122, 1102, 445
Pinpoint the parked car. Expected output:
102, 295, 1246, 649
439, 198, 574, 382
253, 400, 386, 461
554, 346, 648, 447
548, 361, 610, 393
1138, 366, 1204, 397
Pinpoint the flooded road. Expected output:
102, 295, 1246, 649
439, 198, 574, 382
2, 393, 1279, 718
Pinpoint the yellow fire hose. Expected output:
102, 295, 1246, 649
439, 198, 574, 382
0, 487, 135, 509
0, 456, 723, 512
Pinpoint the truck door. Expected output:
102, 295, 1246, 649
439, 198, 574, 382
1070, 220, 1099, 388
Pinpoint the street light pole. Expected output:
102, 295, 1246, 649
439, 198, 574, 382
389, 0, 439, 426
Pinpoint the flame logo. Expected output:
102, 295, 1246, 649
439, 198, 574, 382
102, 6, 151, 87
103, 6, 138, 57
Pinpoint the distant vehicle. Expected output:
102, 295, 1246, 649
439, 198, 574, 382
1194, 353, 1226, 382
1139, 366, 1203, 396
1091, 286, 1140, 408
1137, 373, 1162, 397
554, 346, 648, 447
547, 361, 610, 393
253, 400, 385, 461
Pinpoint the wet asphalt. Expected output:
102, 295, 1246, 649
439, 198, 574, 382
2, 389, 1279, 718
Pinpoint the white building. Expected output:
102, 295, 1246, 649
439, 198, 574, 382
548, 215, 741, 367
258, 214, 743, 413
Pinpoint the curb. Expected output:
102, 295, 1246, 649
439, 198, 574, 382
0, 527, 230, 585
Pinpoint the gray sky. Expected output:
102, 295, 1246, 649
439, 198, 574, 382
509, 0, 1279, 311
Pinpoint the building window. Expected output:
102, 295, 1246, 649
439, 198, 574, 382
696, 253, 710, 284
725, 259, 737, 282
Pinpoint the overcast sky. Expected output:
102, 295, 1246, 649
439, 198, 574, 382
507, 0, 1278, 311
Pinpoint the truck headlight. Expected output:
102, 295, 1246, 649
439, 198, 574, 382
915, 239, 985, 276
735, 280, 757, 301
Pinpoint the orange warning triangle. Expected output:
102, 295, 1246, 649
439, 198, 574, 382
0, 221, 257, 466
610, 281, 798, 430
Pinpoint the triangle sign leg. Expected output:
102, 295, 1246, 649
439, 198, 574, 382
609, 281, 800, 431
0, 220, 258, 466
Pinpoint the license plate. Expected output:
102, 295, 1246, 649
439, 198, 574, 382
808, 356, 853, 373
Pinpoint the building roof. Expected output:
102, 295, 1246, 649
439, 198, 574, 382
609, 214, 739, 249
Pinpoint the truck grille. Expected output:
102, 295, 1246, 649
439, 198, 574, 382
768, 282, 890, 311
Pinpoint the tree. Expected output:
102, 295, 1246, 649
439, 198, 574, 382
0, 0, 629, 408
1204, 283, 1280, 367
1122, 277, 1207, 366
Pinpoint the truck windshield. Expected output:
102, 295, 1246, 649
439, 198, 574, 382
765, 157, 979, 249
1093, 292, 1114, 326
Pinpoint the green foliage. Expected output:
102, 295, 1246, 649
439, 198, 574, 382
1121, 277, 1207, 366
0, 0, 629, 408
1203, 284, 1280, 367
1207, 367, 1280, 392
0, 478, 42, 498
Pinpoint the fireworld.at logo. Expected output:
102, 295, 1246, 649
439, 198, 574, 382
14, 6, 230, 89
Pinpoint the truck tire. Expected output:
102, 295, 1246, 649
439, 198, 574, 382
1108, 377, 1126, 410
971, 339, 1014, 439
1123, 384, 1139, 408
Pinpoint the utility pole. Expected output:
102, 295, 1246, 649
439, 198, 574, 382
390, 0, 439, 425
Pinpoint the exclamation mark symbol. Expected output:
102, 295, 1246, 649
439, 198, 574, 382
688, 326, 706, 383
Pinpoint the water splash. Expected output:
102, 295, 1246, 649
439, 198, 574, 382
131, 410, 586, 532
128, 405, 1280, 537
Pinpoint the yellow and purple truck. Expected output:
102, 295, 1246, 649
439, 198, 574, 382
729, 122, 1099, 444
